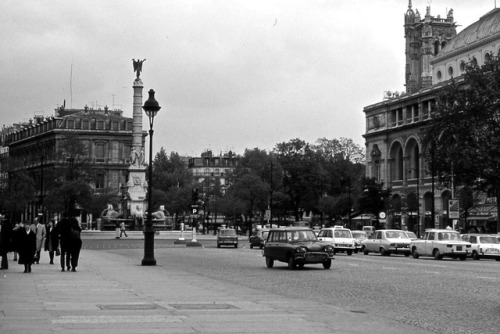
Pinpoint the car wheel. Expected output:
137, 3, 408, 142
380, 248, 387, 256
297, 263, 304, 269
347, 250, 353, 256
404, 253, 410, 257
235, 244, 238, 248
287, 257, 296, 270
496, 258, 500, 261
354, 249, 358, 254
363, 247, 369, 255
459, 255, 467, 261
250, 244, 253, 249
472, 251, 480, 260
412, 248, 419, 259
323, 259, 332, 269
433, 249, 442, 260
265, 257, 274, 268
217, 244, 221, 248
260, 244, 264, 249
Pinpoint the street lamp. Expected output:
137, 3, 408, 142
141, 89, 161, 266
408, 168, 420, 237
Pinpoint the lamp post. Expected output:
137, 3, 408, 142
408, 168, 420, 237
141, 89, 161, 266
268, 160, 273, 228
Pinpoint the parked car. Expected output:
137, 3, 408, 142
217, 228, 238, 248
351, 230, 368, 253
317, 227, 356, 255
410, 229, 471, 260
249, 229, 269, 249
362, 226, 376, 238
263, 227, 335, 269
461, 234, 500, 261
361, 229, 411, 256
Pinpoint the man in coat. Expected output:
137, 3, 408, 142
33, 216, 46, 264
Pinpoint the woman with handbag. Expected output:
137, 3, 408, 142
44, 220, 59, 265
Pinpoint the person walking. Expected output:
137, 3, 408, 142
17, 221, 36, 273
44, 220, 59, 265
0, 219, 12, 270
33, 217, 46, 264
56, 214, 72, 272
119, 221, 128, 238
68, 214, 82, 272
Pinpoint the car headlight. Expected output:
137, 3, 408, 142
296, 247, 307, 253
324, 246, 334, 252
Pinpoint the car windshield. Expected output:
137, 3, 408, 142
220, 229, 236, 236
385, 231, 408, 238
479, 236, 499, 244
334, 230, 352, 238
405, 232, 417, 239
287, 230, 317, 242
437, 232, 461, 241
262, 231, 269, 240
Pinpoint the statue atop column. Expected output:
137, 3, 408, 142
132, 58, 146, 79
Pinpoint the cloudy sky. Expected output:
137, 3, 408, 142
0, 0, 495, 156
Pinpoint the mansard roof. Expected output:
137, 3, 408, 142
434, 8, 500, 62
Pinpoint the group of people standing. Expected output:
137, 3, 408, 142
0, 212, 82, 273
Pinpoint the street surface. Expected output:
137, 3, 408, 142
83, 237, 500, 334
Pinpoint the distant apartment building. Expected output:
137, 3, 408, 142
187, 150, 239, 191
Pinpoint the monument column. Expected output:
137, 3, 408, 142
127, 59, 147, 225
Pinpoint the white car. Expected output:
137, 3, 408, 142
351, 230, 368, 253
317, 227, 356, 255
411, 229, 471, 260
361, 229, 411, 256
461, 234, 500, 261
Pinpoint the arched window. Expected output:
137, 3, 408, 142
485, 52, 491, 63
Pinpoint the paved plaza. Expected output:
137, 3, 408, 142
0, 234, 433, 334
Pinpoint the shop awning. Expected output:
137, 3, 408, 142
351, 214, 376, 221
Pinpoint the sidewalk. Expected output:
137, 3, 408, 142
81, 230, 219, 240
0, 248, 433, 334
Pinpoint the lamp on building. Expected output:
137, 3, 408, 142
141, 89, 161, 266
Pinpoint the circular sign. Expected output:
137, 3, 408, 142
379, 212, 386, 219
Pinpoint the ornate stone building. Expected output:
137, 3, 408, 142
1, 105, 142, 223
363, 2, 500, 234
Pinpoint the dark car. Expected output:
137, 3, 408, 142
262, 227, 335, 270
249, 229, 269, 249
217, 228, 238, 248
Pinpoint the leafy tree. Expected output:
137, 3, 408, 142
423, 55, 500, 231
45, 135, 94, 214
274, 138, 321, 220
357, 177, 391, 218
0, 164, 36, 222
152, 148, 191, 192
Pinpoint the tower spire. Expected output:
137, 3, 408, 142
408, 0, 412, 10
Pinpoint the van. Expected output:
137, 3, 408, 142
362, 226, 375, 238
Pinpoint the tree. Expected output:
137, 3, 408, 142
0, 165, 36, 222
45, 135, 94, 214
274, 139, 321, 220
423, 55, 500, 232
152, 148, 191, 192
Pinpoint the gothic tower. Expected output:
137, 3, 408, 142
404, 0, 456, 93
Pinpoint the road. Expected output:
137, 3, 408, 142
83, 238, 500, 334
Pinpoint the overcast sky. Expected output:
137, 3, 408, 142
0, 0, 495, 156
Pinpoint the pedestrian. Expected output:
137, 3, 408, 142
17, 221, 36, 273
33, 217, 46, 264
12, 222, 21, 261
44, 220, 59, 265
0, 219, 12, 270
67, 213, 82, 272
120, 221, 128, 238
56, 214, 72, 272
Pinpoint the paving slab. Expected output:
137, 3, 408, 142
0, 248, 434, 334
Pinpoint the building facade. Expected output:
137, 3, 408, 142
363, 3, 500, 234
187, 150, 239, 192
0, 105, 144, 223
